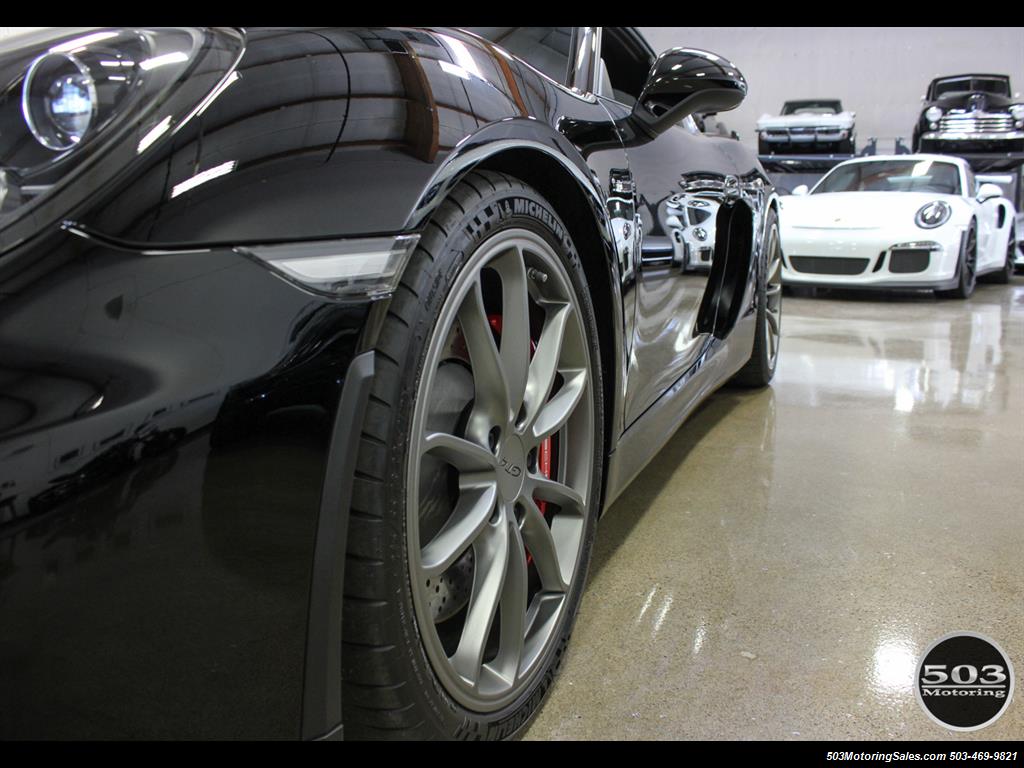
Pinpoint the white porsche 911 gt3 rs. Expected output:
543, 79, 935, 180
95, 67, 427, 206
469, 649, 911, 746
779, 155, 1018, 297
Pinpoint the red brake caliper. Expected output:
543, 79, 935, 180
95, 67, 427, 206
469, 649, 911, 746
488, 315, 553, 567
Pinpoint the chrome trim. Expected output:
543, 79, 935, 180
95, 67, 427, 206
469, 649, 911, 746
890, 241, 942, 251
760, 127, 849, 142
923, 130, 1024, 141
568, 27, 601, 96
937, 110, 1015, 133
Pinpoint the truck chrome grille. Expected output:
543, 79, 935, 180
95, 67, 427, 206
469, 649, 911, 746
938, 111, 1014, 133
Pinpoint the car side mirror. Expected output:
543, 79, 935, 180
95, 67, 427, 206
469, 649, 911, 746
792, 184, 809, 196
977, 183, 1002, 202
631, 48, 747, 138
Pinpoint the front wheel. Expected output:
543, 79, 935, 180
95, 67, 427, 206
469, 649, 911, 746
981, 224, 1015, 284
733, 208, 782, 387
342, 171, 604, 740
937, 222, 978, 299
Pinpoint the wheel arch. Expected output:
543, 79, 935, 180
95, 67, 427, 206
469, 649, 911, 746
424, 142, 627, 511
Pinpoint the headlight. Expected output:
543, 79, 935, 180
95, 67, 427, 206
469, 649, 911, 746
1010, 104, 1024, 120
915, 200, 952, 229
925, 106, 943, 123
0, 28, 239, 232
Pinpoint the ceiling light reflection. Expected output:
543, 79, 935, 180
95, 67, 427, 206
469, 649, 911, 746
438, 60, 469, 80
171, 160, 236, 198
870, 635, 917, 698
50, 31, 118, 54
139, 51, 188, 71
137, 115, 172, 154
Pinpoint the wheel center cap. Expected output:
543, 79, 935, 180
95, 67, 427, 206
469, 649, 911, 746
496, 435, 526, 501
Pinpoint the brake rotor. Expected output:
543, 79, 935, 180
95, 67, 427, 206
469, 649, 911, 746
427, 548, 474, 623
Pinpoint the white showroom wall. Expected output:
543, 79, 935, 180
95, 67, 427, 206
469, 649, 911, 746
0, 27, 43, 40
640, 27, 1024, 153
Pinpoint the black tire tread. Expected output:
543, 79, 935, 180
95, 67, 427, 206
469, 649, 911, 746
733, 208, 780, 388
341, 170, 596, 740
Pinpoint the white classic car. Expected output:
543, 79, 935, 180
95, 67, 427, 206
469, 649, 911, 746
756, 99, 856, 155
779, 155, 1018, 297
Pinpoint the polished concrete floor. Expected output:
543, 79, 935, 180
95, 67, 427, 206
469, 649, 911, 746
525, 281, 1024, 740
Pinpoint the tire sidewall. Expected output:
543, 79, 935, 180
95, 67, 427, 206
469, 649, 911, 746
383, 180, 604, 739
963, 222, 978, 296
754, 208, 781, 380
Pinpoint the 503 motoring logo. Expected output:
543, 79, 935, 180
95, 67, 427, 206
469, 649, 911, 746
915, 632, 1015, 731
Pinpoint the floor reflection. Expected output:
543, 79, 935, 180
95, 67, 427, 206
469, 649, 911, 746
525, 281, 1023, 740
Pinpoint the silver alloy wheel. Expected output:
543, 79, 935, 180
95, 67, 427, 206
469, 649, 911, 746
406, 228, 594, 712
765, 224, 783, 368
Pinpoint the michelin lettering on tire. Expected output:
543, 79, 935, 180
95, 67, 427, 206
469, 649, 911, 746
915, 631, 1015, 731
491, 198, 573, 251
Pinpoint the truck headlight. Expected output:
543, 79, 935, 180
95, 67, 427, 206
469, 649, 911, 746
925, 106, 943, 123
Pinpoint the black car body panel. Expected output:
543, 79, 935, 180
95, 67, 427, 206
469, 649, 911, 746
0, 27, 777, 738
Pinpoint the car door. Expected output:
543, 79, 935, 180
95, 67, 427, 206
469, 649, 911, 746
595, 27, 738, 426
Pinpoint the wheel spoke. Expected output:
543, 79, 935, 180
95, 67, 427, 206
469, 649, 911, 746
766, 309, 780, 336
492, 516, 529, 682
522, 303, 570, 431
519, 496, 567, 593
531, 368, 587, 443
530, 475, 585, 516
421, 484, 498, 578
493, 247, 532, 415
423, 432, 496, 474
450, 515, 509, 684
458, 278, 511, 434
408, 226, 596, 710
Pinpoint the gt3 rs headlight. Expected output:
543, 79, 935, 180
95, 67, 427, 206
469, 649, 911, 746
915, 200, 952, 229
0, 27, 240, 231
925, 106, 943, 123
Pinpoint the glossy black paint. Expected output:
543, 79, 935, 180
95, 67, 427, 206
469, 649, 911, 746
0, 27, 777, 738
630, 48, 747, 138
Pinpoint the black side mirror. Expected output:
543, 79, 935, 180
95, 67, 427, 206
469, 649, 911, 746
632, 48, 747, 139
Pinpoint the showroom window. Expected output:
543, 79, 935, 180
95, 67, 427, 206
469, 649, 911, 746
599, 27, 656, 106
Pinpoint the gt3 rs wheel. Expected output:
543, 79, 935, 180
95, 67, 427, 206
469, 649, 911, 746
981, 224, 1015, 285
938, 221, 978, 300
734, 207, 782, 387
342, 171, 604, 740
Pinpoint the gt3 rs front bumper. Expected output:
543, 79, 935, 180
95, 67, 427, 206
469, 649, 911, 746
780, 223, 966, 290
